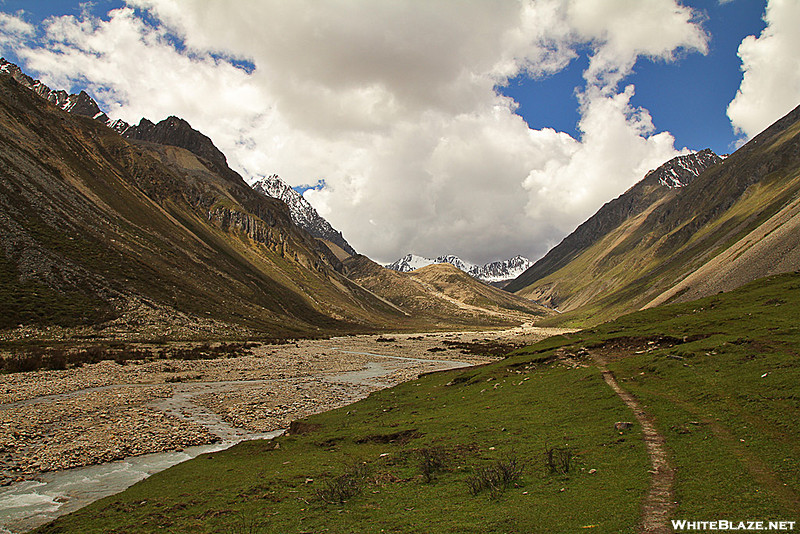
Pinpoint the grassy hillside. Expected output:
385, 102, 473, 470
512, 105, 800, 328
38, 272, 800, 532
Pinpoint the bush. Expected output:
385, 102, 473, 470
418, 447, 447, 483
545, 446, 573, 475
315, 463, 370, 504
466, 455, 523, 498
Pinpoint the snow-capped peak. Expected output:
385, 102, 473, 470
252, 175, 356, 257
386, 254, 437, 272
387, 253, 533, 286
645, 149, 721, 189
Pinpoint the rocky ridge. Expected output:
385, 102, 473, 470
252, 175, 356, 258
1, 57, 357, 262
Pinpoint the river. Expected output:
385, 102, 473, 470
0, 351, 470, 533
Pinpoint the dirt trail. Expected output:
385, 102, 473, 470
592, 353, 676, 534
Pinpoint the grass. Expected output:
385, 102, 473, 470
517, 272, 800, 521
33, 273, 800, 533
35, 338, 648, 533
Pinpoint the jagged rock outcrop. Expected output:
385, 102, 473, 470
252, 175, 356, 259
122, 116, 228, 171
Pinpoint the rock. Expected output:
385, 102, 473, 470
614, 422, 634, 431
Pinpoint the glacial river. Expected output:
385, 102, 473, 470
0, 353, 469, 533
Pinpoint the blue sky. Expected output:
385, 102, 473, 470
0, 1, 796, 263
499, 0, 768, 155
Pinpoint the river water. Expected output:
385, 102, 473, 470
0, 352, 469, 533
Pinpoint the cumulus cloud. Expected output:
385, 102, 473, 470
0, 11, 34, 46
727, 0, 800, 139
2, 1, 710, 264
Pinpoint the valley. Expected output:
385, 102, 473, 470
0, 21, 798, 532
0, 326, 564, 533
32, 273, 799, 534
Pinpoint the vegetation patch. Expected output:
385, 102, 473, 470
0, 342, 259, 374
315, 462, 371, 504
442, 339, 523, 357
466, 455, 524, 498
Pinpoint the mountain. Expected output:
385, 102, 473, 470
386, 253, 438, 272
252, 175, 356, 260
387, 253, 533, 286
1, 58, 357, 264
507, 106, 800, 325
0, 67, 417, 339
504, 149, 722, 294
476, 255, 535, 285
343, 255, 551, 327
0, 62, 548, 339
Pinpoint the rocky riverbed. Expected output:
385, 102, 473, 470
0, 326, 565, 488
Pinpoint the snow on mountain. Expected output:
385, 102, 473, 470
387, 254, 436, 272
474, 255, 534, 283
387, 253, 533, 286
646, 148, 722, 189
252, 175, 356, 257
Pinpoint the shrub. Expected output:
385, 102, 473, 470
544, 446, 573, 475
315, 463, 370, 504
466, 455, 523, 498
418, 447, 447, 483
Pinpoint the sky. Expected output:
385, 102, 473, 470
0, 1, 798, 265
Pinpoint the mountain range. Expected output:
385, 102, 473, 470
4, 55, 800, 337
387, 253, 533, 286
505, 110, 800, 325
0, 59, 549, 339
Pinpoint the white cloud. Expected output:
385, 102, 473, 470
727, 0, 800, 139
4, 0, 710, 264
0, 11, 34, 48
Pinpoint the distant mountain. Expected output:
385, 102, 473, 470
507, 106, 800, 325
387, 253, 438, 273
387, 253, 533, 286
477, 255, 535, 284
252, 175, 356, 259
343, 255, 550, 327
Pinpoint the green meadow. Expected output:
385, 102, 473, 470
37, 273, 800, 533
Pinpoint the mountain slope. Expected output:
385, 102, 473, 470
0, 72, 409, 339
510, 106, 800, 325
343, 255, 551, 327
252, 175, 356, 260
505, 149, 721, 294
